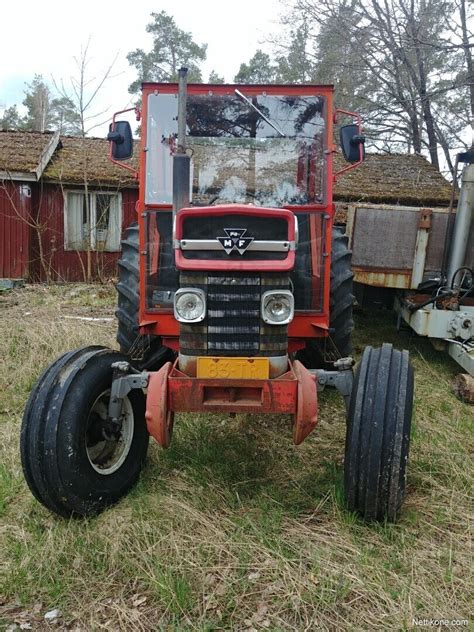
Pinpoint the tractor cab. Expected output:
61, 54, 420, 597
107, 77, 363, 445
109, 76, 364, 379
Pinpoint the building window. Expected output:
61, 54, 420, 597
64, 191, 122, 251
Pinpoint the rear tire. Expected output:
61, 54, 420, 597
344, 344, 414, 521
20, 347, 148, 517
299, 225, 354, 369
116, 223, 173, 370
326, 226, 354, 361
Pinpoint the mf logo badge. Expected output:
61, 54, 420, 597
217, 228, 254, 255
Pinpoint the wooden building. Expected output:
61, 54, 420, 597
0, 130, 138, 281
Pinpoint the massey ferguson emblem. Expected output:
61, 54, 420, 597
217, 228, 254, 255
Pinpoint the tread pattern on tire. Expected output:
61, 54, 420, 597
116, 224, 140, 353
329, 226, 354, 359
20, 346, 148, 517
299, 225, 354, 368
116, 223, 173, 370
344, 343, 414, 521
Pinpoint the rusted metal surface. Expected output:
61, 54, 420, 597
403, 292, 474, 310
418, 207, 433, 229
145, 358, 319, 445
398, 295, 474, 342
0, 181, 31, 278
352, 266, 412, 289
145, 361, 174, 447
168, 362, 298, 414
292, 360, 318, 445
346, 203, 473, 290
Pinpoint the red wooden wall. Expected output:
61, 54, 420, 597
29, 183, 138, 281
0, 181, 31, 279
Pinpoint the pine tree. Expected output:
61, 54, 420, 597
234, 50, 277, 83
127, 11, 207, 94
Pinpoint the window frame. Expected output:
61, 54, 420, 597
145, 91, 328, 208
63, 189, 123, 252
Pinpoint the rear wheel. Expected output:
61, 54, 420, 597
344, 344, 414, 521
116, 223, 173, 370
299, 225, 354, 368
20, 347, 148, 517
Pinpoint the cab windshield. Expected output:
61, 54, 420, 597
145, 91, 327, 207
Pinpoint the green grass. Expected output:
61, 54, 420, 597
0, 286, 472, 630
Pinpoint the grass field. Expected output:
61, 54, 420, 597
0, 284, 472, 631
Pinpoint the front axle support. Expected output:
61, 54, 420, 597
107, 358, 354, 449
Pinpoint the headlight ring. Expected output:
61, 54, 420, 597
174, 288, 206, 323
261, 290, 294, 325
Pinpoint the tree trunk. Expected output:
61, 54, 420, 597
416, 52, 440, 168
409, 99, 422, 154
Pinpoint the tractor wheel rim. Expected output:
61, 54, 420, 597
85, 389, 134, 475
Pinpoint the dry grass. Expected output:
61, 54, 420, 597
0, 285, 472, 631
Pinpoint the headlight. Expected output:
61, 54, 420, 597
174, 288, 206, 322
261, 290, 294, 325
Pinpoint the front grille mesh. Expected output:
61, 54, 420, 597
208, 275, 260, 353
179, 272, 288, 357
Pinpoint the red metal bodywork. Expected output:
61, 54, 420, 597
175, 205, 297, 272
136, 82, 336, 343
110, 82, 356, 444
145, 359, 318, 446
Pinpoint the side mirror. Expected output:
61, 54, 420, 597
107, 120, 133, 161
340, 123, 365, 163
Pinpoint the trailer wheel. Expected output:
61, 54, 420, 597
20, 347, 148, 517
116, 223, 172, 370
299, 226, 354, 368
344, 344, 414, 522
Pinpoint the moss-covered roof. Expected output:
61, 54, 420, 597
0, 130, 55, 175
333, 152, 452, 206
42, 135, 138, 188
0, 130, 453, 204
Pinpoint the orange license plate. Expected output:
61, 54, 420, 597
196, 357, 269, 379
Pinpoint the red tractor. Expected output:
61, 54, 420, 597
21, 71, 413, 521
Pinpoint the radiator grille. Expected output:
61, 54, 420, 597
179, 272, 288, 357
207, 274, 261, 353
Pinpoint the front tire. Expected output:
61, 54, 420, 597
20, 347, 148, 517
344, 344, 414, 521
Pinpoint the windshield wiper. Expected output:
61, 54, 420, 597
234, 89, 286, 138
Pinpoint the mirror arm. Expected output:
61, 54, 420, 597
333, 108, 364, 181
108, 106, 141, 179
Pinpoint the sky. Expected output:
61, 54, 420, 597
0, 0, 286, 135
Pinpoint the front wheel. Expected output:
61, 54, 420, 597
20, 346, 148, 517
344, 344, 414, 522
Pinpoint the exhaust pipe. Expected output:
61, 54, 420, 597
173, 67, 190, 216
